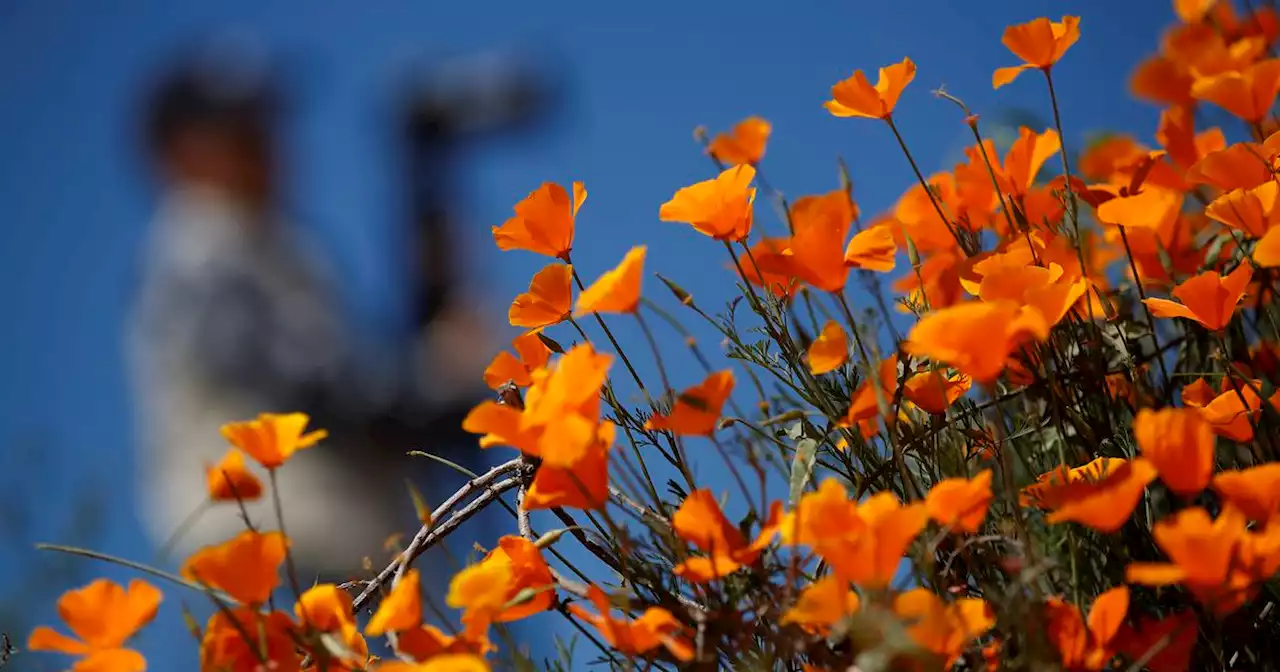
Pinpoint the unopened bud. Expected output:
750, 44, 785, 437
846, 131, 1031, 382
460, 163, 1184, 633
903, 233, 921, 269
657, 273, 694, 306
536, 332, 565, 354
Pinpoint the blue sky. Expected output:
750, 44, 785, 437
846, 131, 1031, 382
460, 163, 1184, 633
0, 0, 1173, 667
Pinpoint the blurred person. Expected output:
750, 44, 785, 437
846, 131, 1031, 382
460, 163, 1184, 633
127, 42, 503, 581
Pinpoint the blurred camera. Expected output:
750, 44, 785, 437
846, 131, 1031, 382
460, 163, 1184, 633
398, 49, 561, 147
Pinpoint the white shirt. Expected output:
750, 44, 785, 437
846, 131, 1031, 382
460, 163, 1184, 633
128, 185, 493, 577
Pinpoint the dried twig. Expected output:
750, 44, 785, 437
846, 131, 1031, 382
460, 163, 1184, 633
350, 460, 521, 613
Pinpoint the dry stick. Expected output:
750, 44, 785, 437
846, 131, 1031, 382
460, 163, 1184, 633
349, 459, 521, 613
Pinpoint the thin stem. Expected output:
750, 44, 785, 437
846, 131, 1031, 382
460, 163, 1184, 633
567, 262, 647, 391
268, 470, 307, 610
1116, 224, 1171, 384
36, 543, 231, 600
155, 500, 210, 565
884, 115, 969, 254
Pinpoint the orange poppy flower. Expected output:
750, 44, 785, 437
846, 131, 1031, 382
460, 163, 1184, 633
206, 448, 264, 502
892, 178, 964, 255
807, 321, 849, 375
670, 490, 780, 583
447, 536, 555, 636
509, 263, 573, 329
779, 478, 862, 547
1044, 586, 1128, 671
376, 654, 490, 672
28, 578, 161, 672
1213, 464, 1280, 523
1182, 373, 1213, 407
779, 575, 861, 636
750, 194, 894, 293
893, 589, 995, 668
1132, 54, 1195, 107
1143, 262, 1252, 331
524, 424, 613, 510
365, 570, 423, 637
659, 164, 756, 242
902, 370, 971, 414
201, 608, 300, 672
1185, 142, 1273, 191
296, 584, 363, 663
845, 223, 898, 271
996, 128, 1062, 200
519, 342, 612, 430
645, 370, 735, 436
992, 16, 1082, 89
1205, 181, 1280, 237
305, 630, 369, 672
1126, 505, 1258, 615
182, 530, 288, 606
1191, 58, 1280, 122
784, 481, 928, 589
1101, 208, 1203, 288
568, 586, 694, 662
896, 249, 966, 310
976, 261, 1088, 328
1175, 0, 1217, 23
483, 332, 552, 390
465, 343, 612, 468
843, 354, 900, 437
1021, 457, 1158, 533
574, 246, 646, 316
773, 190, 859, 292
1157, 104, 1226, 175
1133, 408, 1216, 497
220, 412, 328, 470
1079, 135, 1148, 183
825, 58, 916, 120
1114, 611, 1199, 672
738, 242, 799, 300
707, 116, 771, 166
904, 300, 1050, 383
492, 181, 585, 261
1254, 223, 1280, 267
1199, 383, 1270, 442
1095, 186, 1184, 231
925, 470, 994, 534
396, 624, 493, 663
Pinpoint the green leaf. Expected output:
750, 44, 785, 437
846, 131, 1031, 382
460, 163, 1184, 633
789, 437, 818, 507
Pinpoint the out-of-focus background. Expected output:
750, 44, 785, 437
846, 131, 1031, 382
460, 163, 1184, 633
0, 0, 1168, 668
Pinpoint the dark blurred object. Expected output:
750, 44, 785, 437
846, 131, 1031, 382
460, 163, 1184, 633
142, 36, 281, 212
398, 51, 560, 328
128, 41, 561, 581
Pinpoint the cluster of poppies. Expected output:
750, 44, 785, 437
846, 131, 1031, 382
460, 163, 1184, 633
29, 2, 1280, 670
